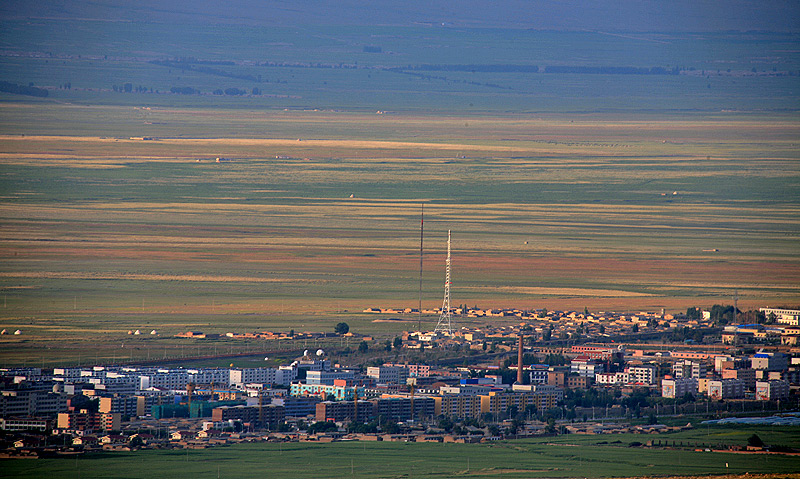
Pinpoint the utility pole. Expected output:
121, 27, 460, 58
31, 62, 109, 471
418, 203, 424, 333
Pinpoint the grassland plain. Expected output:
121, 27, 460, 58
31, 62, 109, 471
1, 17, 799, 365
2, 20, 799, 113
0, 104, 798, 365
3, 426, 800, 478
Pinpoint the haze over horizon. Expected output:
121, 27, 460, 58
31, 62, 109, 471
1, 0, 798, 32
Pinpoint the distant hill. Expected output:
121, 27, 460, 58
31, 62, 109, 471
1, 0, 797, 32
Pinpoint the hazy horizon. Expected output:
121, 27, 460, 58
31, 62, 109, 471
1, 0, 798, 32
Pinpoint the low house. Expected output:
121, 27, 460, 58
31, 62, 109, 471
170, 430, 193, 441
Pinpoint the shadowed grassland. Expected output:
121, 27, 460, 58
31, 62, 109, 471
3, 426, 800, 478
0, 105, 798, 365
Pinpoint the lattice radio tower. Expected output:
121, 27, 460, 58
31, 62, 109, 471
434, 230, 454, 335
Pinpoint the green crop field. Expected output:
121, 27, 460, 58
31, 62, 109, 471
4, 426, 800, 478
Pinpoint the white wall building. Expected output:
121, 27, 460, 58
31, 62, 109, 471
755, 380, 790, 400
759, 308, 800, 326
662, 377, 697, 398
366, 366, 408, 384
673, 360, 705, 379
595, 372, 629, 385
707, 378, 745, 399
626, 365, 658, 385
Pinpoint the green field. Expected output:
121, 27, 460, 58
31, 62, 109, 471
4, 426, 800, 478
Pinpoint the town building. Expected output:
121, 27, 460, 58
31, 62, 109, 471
661, 377, 697, 398
673, 360, 705, 379
366, 366, 408, 385
755, 380, 790, 400
721, 368, 756, 389
626, 365, 658, 385
707, 379, 745, 399
751, 352, 788, 371
211, 404, 284, 427
305, 370, 356, 386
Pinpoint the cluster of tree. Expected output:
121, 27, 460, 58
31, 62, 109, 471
150, 60, 259, 82
346, 417, 399, 434
165, 57, 236, 66
708, 304, 740, 325
170, 86, 197, 95
256, 60, 358, 70
334, 322, 349, 334
0, 81, 48, 97
211, 87, 256, 96
543, 65, 683, 75
112, 83, 152, 93
738, 309, 768, 324
392, 69, 510, 90
686, 307, 702, 319
399, 64, 539, 73
306, 420, 338, 434
542, 326, 552, 341
669, 326, 708, 343
564, 387, 619, 409
543, 353, 568, 366
59, 82, 72, 89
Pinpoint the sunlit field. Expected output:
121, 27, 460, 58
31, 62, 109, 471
4, 426, 800, 479
0, 105, 797, 365
1, 16, 799, 366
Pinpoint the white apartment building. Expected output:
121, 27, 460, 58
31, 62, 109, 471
595, 372, 629, 385
229, 368, 293, 387
707, 378, 745, 399
751, 352, 788, 371
755, 380, 790, 400
662, 377, 697, 398
570, 357, 604, 379
366, 366, 408, 384
305, 369, 355, 386
626, 365, 658, 385
673, 360, 705, 379
759, 308, 800, 326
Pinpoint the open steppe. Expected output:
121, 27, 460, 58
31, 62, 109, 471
1, 14, 799, 365
0, 105, 798, 365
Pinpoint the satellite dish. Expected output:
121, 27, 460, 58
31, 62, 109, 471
303, 349, 309, 357
291, 361, 298, 367
264, 357, 269, 361
316, 349, 324, 357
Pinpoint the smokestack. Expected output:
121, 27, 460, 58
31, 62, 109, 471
517, 334, 524, 384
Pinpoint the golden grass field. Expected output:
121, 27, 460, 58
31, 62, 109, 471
0, 105, 798, 365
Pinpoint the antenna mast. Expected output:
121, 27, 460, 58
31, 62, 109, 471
418, 204, 424, 333
434, 230, 453, 336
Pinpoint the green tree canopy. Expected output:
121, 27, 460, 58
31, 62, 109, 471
335, 322, 350, 334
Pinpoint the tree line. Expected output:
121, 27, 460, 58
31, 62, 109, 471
109, 83, 263, 96
0, 81, 48, 97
